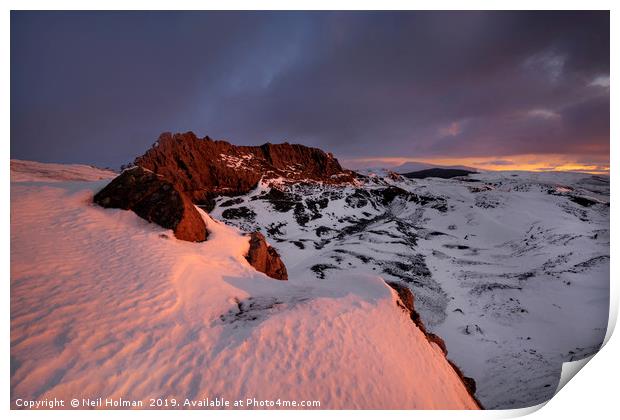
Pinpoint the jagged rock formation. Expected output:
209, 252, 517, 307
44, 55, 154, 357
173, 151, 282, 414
245, 231, 288, 280
133, 131, 356, 206
386, 281, 482, 408
93, 166, 208, 242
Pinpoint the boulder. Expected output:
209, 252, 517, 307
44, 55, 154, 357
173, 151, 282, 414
245, 232, 288, 280
93, 166, 208, 242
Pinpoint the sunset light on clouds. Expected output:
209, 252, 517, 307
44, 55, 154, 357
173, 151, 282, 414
344, 154, 609, 174
11, 11, 608, 173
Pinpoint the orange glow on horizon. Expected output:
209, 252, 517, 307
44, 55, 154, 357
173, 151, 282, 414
343, 154, 609, 175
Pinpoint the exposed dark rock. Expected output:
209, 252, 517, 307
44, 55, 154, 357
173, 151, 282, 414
305, 197, 329, 220
345, 189, 373, 208
468, 185, 493, 193
266, 222, 287, 237
426, 231, 447, 238
569, 255, 609, 272
306, 197, 329, 212
245, 232, 288, 280
315, 226, 335, 237
469, 283, 523, 296
382, 254, 432, 284
313, 239, 331, 250
414, 194, 449, 212
219, 197, 244, 207
310, 263, 340, 279
475, 195, 501, 209
294, 202, 311, 226
222, 206, 256, 221
394, 220, 419, 247
374, 186, 411, 205
568, 195, 598, 207
196, 198, 216, 213
259, 188, 299, 212
93, 166, 208, 242
334, 249, 374, 263
219, 296, 310, 325
337, 213, 389, 239
443, 244, 470, 250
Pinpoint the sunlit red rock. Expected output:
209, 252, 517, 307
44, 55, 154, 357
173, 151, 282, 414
245, 231, 288, 280
133, 131, 357, 206
94, 166, 208, 242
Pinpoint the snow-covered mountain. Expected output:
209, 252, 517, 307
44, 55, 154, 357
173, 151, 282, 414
10, 160, 479, 409
209, 169, 609, 409
10, 138, 609, 409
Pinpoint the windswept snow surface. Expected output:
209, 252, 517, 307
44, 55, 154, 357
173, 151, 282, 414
211, 170, 610, 409
10, 163, 478, 409
10, 159, 117, 182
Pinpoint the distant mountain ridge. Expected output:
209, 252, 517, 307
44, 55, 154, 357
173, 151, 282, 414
402, 168, 477, 179
392, 161, 477, 174
345, 160, 477, 174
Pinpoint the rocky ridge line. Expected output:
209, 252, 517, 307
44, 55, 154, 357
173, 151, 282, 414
133, 131, 357, 207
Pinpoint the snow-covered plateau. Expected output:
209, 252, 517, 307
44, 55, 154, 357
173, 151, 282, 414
11, 161, 479, 409
209, 167, 609, 409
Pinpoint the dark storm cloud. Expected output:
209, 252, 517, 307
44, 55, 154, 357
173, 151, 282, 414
11, 11, 609, 168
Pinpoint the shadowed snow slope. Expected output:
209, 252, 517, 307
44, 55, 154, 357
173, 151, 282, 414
10, 162, 478, 409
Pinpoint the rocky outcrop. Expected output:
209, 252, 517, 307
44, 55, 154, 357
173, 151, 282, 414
94, 167, 208, 242
245, 231, 288, 280
133, 132, 356, 206
387, 281, 427, 333
386, 281, 483, 409
387, 171, 404, 181
448, 360, 478, 397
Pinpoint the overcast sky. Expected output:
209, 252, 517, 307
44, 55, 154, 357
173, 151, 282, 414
11, 11, 609, 172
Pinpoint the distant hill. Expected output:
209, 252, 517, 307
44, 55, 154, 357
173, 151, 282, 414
402, 168, 477, 179
343, 160, 477, 173
392, 161, 477, 173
